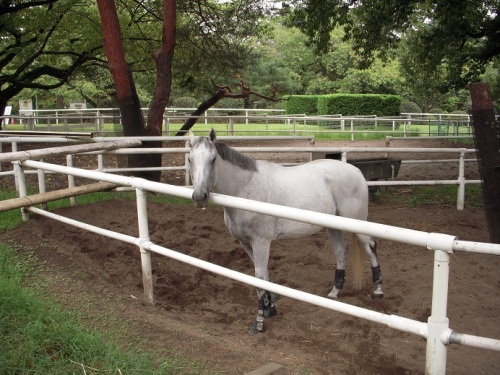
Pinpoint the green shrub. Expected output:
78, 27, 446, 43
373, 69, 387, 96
282, 95, 319, 115
317, 94, 402, 116
401, 101, 421, 114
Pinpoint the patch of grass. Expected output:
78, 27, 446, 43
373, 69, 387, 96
0, 242, 215, 374
375, 185, 483, 208
0, 190, 213, 373
0, 190, 27, 231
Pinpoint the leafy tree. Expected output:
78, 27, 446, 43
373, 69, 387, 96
0, 0, 103, 115
480, 58, 500, 111
97, 0, 272, 179
263, 21, 403, 96
287, 0, 500, 88
397, 28, 449, 112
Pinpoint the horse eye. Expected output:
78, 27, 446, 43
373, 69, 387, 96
211, 157, 216, 164
187, 157, 191, 163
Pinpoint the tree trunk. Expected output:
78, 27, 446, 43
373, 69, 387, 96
97, 0, 166, 181
143, 0, 177, 181
469, 83, 500, 243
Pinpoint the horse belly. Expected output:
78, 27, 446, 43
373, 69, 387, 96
274, 219, 322, 240
223, 207, 321, 242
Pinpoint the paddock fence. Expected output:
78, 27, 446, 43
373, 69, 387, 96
2, 109, 473, 140
0, 141, 499, 375
0, 133, 480, 210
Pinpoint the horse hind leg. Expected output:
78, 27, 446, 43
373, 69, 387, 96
355, 233, 383, 299
326, 228, 348, 299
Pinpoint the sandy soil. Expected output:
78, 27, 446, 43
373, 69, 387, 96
1, 138, 499, 374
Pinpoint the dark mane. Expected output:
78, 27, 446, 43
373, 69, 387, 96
214, 142, 258, 172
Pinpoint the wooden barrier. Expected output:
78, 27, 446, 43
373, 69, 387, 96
0, 182, 118, 212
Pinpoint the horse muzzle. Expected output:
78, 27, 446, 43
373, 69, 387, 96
192, 190, 209, 209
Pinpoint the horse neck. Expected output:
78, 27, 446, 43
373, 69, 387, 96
213, 157, 256, 196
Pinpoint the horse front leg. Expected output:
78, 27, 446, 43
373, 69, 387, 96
245, 238, 277, 334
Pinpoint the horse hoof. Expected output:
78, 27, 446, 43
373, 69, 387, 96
327, 290, 339, 299
249, 321, 265, 335
372, 292, 384, 300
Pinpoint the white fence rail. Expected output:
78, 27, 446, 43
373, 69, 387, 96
0, 134, 481, 210
2, 108, 473, 140
1, 141, 498, 374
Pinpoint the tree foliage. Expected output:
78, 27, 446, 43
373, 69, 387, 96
287, 0, 500, 88
0, 0, 103, 113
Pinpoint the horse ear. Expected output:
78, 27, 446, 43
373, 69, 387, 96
188, 129, 196, 146
209, 128, 217, 143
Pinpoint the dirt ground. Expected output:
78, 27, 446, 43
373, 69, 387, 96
1, 138, 499, 374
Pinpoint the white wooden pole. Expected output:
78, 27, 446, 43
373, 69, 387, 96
97, 154, 104, 172
13, 161, 29, 221
12, 142, 19, 192
457, 150, 466, 210
37, 158, 48, 210
426, 248, 451, 375
66, 155, 76, 206
136, 188, 154, 306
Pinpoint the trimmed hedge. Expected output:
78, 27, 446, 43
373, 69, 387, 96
318, 94, 401, 116
282, 95, 319, 115
284, 94, 402, 116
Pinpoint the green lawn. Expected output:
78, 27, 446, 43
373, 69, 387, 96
0, 192, 211, 375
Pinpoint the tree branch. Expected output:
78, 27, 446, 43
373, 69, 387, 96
175, 80, 281, 136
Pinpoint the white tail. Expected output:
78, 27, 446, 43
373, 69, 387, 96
352, 234, 365, 290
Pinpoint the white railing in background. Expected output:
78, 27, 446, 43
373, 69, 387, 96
2, 108, 473, 140
2, 140, 499, 375
0, 135, 480, 210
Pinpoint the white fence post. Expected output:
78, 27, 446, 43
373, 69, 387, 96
426, 240, 453, 375
457, 150, 466, 210
11, 142, 19, 191
185, 140, 191, 186
37, 158, 48, 210
66, 155, 76, 207
136, 187, 154, 306
229, 118, 234, 135
13, 161, 29, 221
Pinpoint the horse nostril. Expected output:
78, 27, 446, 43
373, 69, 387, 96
192, 190, 209, 207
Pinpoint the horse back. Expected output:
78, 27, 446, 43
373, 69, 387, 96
255, 159, 369, 218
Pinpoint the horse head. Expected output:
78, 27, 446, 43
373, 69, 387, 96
188, 129, 218, 208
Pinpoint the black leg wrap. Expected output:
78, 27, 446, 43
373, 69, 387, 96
249, 292, 277, 334
371, 265, 382, 284
334, 269, 346, 290
249, 296, 266, 334
263, 292, 277, 318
